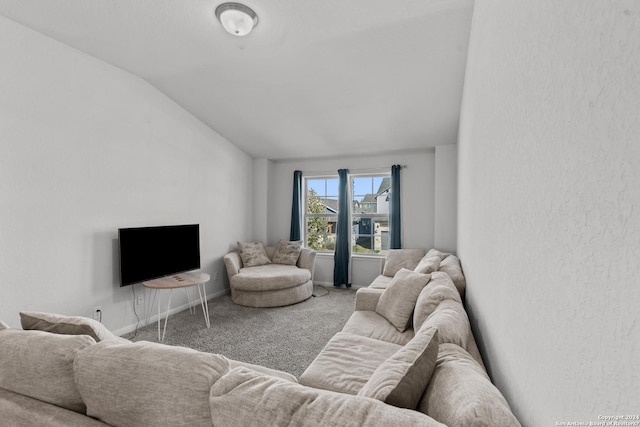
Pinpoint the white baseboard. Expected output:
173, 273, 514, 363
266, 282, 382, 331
112, 288, 228, 337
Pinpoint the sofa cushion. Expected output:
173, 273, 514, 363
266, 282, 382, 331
299, 332, 401, 395
425, 248, 451, 261
368, 274, 393, 289
438, 255, 466, 296
413, 272, 462, 332
232, 264, 311, 291
419, 343, 521, 427
20, 311, 127, 343
414, 255, 441, 274
342, 311, 415, 346
226, 358, 298, 383
0, 329, 95, 413
421, 300, 472, 351
382, 249, 426, 277
376, 268, 431, 332
0, 388, 108, 427
237, 241, 271, 267
209, 366, 446, 427
358, 327, 439, 410
74, 340, 229, 427
271, 240, 302, 265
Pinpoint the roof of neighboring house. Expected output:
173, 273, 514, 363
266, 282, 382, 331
320, 198, 338, 213
376, 177, 391, 195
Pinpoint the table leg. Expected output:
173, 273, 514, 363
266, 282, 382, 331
161, 289, 173, 341
197, 283, 210, 328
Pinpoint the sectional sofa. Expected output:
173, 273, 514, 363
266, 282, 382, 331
0, 248, 520, 426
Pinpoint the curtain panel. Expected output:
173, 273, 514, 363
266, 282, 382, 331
289, 170, 303, 241
333, 169, 351, 287
389, 164, 402, 249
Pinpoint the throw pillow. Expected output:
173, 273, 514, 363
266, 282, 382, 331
0, 320, 9, 330
237, 241, 271, 267
413, 255, 441, 274
382, 249, 426, 277
425, 248, 451, 261
20, 311, 126, 342
375, 268, 431, 332
358, 327, 439, 409
271, 240, 302, 265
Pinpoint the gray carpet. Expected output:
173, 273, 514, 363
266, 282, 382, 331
124, 285, 356, 378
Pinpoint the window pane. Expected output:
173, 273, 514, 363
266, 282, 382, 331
306, 215, 337, 252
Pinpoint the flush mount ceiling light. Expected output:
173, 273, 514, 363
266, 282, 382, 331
215, 3, 258, 36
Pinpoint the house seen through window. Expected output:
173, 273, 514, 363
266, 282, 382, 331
304, 173, 391, 255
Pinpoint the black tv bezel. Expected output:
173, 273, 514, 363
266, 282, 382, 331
118, 224, 201, 287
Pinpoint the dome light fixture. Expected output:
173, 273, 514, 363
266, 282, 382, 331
215, 3, 258, 37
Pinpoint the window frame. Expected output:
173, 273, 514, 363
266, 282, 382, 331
302, 171, 391, 256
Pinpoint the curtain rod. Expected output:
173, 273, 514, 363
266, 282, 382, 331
302, 165, 407, 176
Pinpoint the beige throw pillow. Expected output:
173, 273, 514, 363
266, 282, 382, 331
414, 255, 441, 274
375, 268, 431, 332
20, 311, 126, 342
271, 240, 302, 265
358, 327, 439, 409
237, 241, 271, 267
382, 249, 426, 277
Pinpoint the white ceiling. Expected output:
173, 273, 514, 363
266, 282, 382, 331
0, 0, 474, 160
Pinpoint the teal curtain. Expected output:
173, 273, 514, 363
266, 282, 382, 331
289, 170, 303, 241
389, 164, 402, 249
333, 169, 350, 287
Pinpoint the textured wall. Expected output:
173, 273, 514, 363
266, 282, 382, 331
458, 1, 640, 425
0, 16, 254, 334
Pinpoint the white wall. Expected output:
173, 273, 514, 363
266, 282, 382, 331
0, 17, 254, 334
434, 144, 458, 252
252, 158, 273, 243
266, 151, 436, 287
458, 1, 640, 425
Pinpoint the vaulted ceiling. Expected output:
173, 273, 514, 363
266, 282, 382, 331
0, 0, 474, 160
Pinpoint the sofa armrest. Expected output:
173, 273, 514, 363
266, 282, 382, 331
297, 248, 317, 279
223, 252, 242, 279
354, 288, 384, 311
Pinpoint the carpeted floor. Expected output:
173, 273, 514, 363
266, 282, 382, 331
124, 285, 356, 378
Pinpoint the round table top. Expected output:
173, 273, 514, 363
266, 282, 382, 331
142, 271, 210, 289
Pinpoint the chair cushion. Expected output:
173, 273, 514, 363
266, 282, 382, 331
271, 240, 302, 265
19, 311, 127, 343
0, 329, 95, 413
231, 264, 311, 291
237, 241, 271, 267
382, 249, 426, 277
358, 327, 439, 409
299, 332, 401, 395
419, 343, 521, 426
74, 340, 229, 427
209, 367, 446, 427
376, 268, 431, 332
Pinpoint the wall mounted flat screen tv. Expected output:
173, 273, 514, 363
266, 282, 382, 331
118, 224, 200, 286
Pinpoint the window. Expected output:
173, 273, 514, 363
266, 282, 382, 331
304, 173, 391, 255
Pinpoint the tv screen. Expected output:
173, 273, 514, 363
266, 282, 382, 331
118, 224, 200, 286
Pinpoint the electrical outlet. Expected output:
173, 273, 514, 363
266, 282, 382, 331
136, 294, 144, 306
213, 271, 218, 281
93, 306, 102, 321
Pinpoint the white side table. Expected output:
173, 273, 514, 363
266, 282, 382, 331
143, 272, 210, 341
